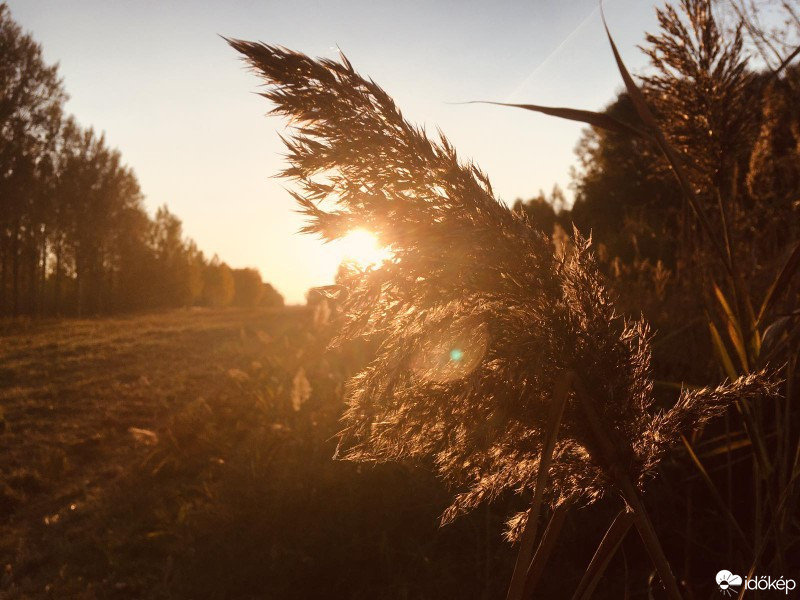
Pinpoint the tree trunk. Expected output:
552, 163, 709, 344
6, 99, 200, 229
0, 231, 6, 316
75, 249, 83, 318
12, 219, 20, 317
28, 229, 38, 316
39, 226, 47, 317
54, 242, 61, 316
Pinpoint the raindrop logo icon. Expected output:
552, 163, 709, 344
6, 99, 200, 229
716, 570, 743, 596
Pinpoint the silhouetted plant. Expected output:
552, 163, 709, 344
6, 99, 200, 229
230, 40, 780, 599
642, 0, 754, 194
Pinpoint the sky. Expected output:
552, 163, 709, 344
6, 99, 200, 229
7, 0, 667, 304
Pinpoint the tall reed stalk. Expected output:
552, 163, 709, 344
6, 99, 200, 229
229, 4, 787, 592
471, 0, 799, 590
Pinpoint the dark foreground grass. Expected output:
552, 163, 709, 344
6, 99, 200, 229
0, 307, 719, 599
0, 308, 523, 599
0, 308, 305, 594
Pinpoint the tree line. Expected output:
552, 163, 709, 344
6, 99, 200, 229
515, 47, 799, 288
0, 4, 282, 317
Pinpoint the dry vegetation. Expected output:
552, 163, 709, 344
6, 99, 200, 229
1, 0, 799, 598
223, 1, 799, 597
0, 308, 523, 599
0, 308, 302, 594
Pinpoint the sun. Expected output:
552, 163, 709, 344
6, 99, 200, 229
338, 229, 390, 268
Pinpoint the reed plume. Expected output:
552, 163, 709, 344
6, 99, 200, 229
642, 0, 753, 190
229, 39, 780, 582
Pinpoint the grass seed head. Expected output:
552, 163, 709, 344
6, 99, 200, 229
231, 40, 782, 539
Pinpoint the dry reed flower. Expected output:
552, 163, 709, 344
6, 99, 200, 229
291, 368, 312, 412
229, 40, 781, 539
642, 0, 753, 190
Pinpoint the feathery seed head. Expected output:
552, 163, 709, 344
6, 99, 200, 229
230, 40, 781, 539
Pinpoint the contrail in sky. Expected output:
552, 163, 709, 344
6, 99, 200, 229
505, 2, 609, 102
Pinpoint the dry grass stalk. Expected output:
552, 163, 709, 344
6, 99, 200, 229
230, 39, 782, 597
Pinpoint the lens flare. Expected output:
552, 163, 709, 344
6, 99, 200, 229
412, 322, 489, 383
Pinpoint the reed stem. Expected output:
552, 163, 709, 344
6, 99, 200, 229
572, 375, 683, 600
521, 502, 571, 599
506, 371, 574, 600
572, 509, 634, 600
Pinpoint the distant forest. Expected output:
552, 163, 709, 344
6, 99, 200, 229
0, 4, 282, 318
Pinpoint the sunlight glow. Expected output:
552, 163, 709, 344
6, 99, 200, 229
338, 229, 390, 268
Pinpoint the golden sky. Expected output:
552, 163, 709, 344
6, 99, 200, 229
8, 0, 666, 303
